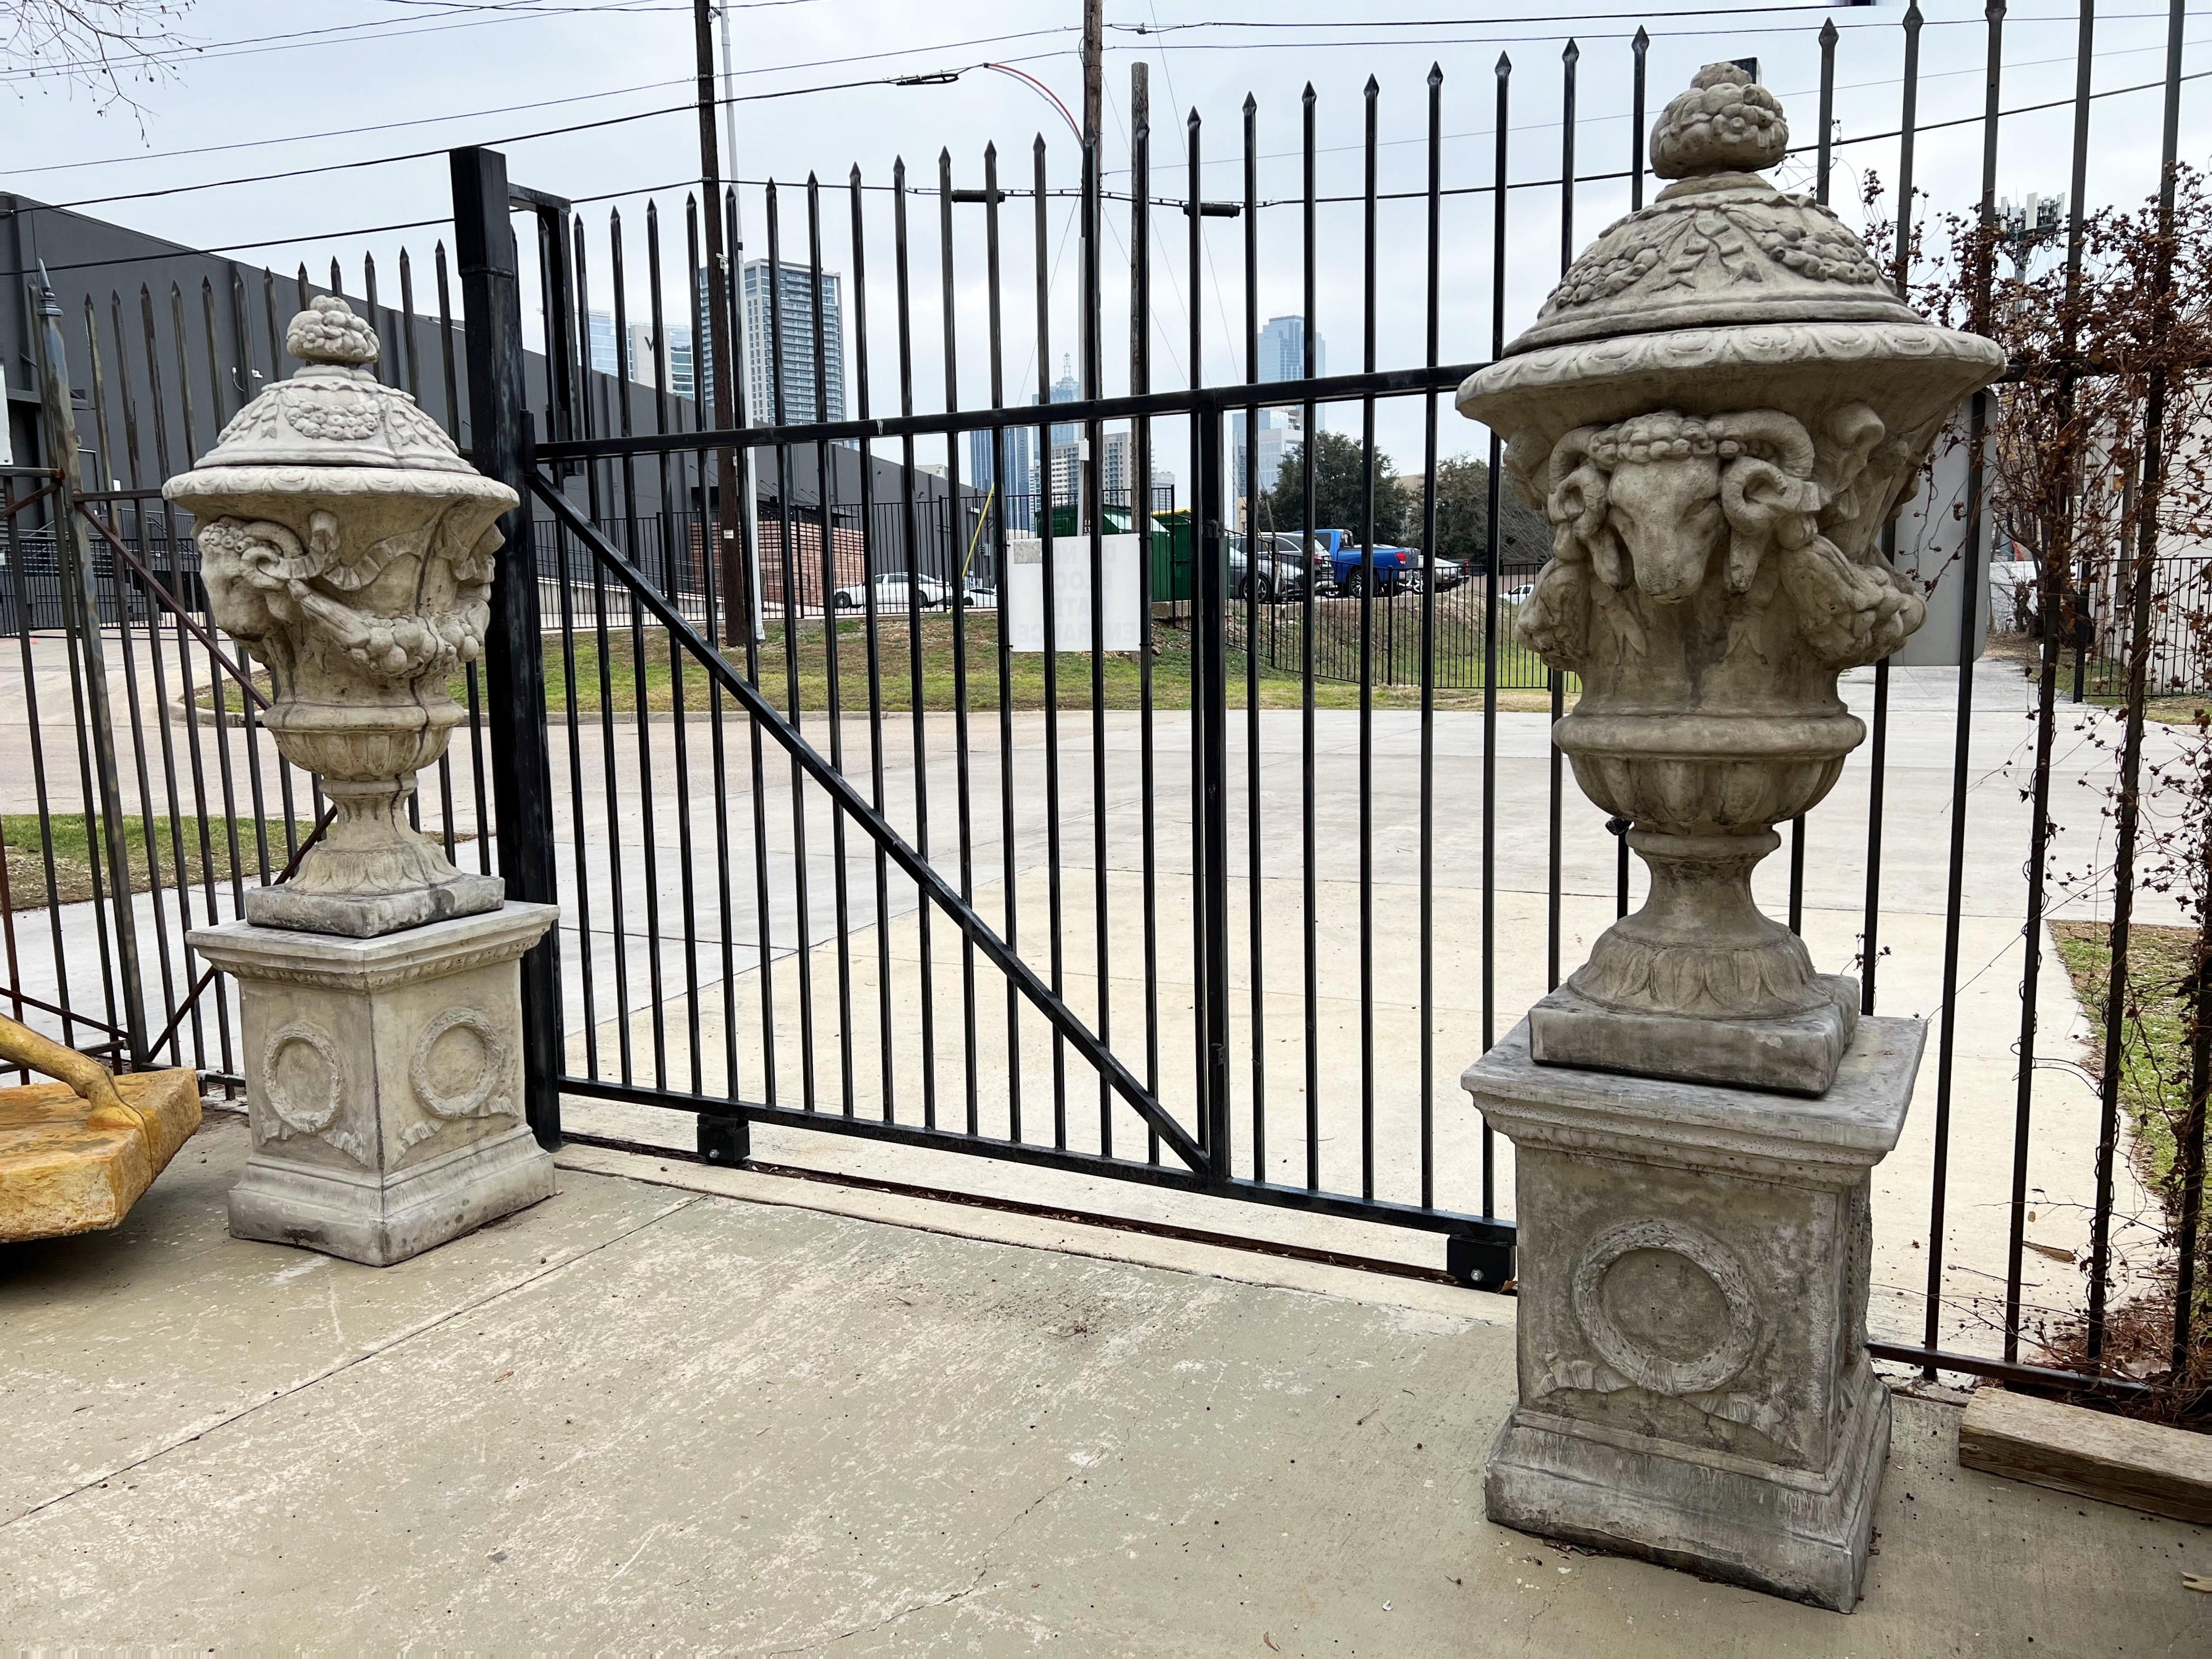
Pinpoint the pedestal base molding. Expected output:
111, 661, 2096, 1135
227, 1120, 552, 1266
1485, 1362, 1891, 1610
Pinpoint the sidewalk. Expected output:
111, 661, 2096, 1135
3, 1114, 2203, 1655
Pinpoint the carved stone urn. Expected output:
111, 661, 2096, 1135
165, 296, 511, 938
1457, 65, 2001, 1612
1458, 62, 2004, 1094
173, 298, 556, 1266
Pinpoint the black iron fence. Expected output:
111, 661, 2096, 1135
3, 3, 2203, 1404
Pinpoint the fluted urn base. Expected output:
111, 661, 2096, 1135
1530, 827, 1858, 1093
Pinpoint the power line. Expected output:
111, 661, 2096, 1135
1260, 63, 2212, 210
9, 37, 2200, 280
1109, 7, 2175, 37
2, 34, 1079, 217
1108, 6, 1832, 31
0, 0, 809, 83
5, 22, 1071, 181
4, 75, 702, 178
1099, 10, 2182, 53
1104, 27, 2208, 178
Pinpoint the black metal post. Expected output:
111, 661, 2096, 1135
33, 278, 147, 1067
450, 145, 564, 1150
1197, 405, 1231, 1179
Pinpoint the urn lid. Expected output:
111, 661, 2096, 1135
1505, 63, 1922, 356
184, 297, 473, 473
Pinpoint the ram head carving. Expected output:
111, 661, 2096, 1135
1519, 402, 1917, 669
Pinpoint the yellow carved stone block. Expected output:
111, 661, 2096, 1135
0, 1069, 202, 1240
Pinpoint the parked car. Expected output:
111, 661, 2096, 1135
1227, 532, 1291, 602
961, 577, 998, 611
1501, 581, 1537, 605
833, 572, 949, 611
1262, 534, 1322, 601
1404, 554, 1466, 594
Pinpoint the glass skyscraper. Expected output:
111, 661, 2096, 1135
741, 259, 847, 425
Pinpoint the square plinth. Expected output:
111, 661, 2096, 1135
1527, 972, 1861, 1096
242, 869, 507, 939
189, 903, 557, 1267
1463, 1015, 1923, 1612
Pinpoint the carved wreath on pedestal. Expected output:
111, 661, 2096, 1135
1534, 1215, 1791, 1449
398, 1007, 515, 1151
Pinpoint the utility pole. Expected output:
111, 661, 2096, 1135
1081, 0, 1103, 150
1079, 0, 1103, 532
716, 1, 763, 642
695, 0, 750, 645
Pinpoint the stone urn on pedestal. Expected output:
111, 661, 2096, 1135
1456, 65, 2001, 1609
170, 297, 557, 1266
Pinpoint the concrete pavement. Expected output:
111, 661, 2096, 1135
2, 1114, 2204, 1655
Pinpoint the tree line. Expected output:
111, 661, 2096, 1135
1250, 431, 1553, 566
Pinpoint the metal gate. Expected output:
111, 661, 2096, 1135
4, 2, 2203, 1403
455, 131, 1520, 1285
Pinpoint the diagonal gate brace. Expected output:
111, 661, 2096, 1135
530, 476, 1210, 1176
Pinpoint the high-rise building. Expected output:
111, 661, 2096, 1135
968, 425, 1036, 528
1235, 314, 1327, 506
625, 320, 696, 401
1101, 431, 1131, 504
1257, 314, 1322, 386
1037, 357, 1080, 504
741, 259, 847, 426
1232, 408, 1303, 501
585, 310, 620, 376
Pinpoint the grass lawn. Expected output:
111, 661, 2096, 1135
2050, 918, 2196, 1201
2049, 919, 2212, 1401
0, 813, 318, 912
199, 614, 1568, 719
1993, 635, 2210, 727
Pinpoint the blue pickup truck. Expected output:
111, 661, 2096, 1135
1306, 529, 1412, 596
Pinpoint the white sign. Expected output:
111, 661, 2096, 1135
1006, 532, 1142, 653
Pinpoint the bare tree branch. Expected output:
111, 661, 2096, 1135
1, 2, 198, 119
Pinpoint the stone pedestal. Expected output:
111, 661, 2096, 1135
188, 904, 557, 1267
1464, 1015, 1920, 1611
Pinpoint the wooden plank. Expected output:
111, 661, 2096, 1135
1959, 1387, 2212, 1525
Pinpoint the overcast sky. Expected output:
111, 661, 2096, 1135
5, 1, 2204, 469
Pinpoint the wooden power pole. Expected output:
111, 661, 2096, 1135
695, 0, 749, 645
1082, 0, 1103, 150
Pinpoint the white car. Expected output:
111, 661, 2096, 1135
1500, 582, 1537, 605
833, 572, 950, 612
